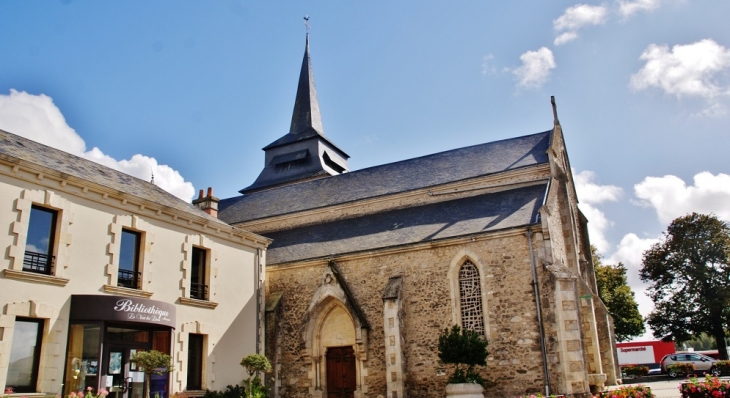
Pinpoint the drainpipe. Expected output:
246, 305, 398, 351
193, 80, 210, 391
255, 248, 261, 354
526, 229, 550, 396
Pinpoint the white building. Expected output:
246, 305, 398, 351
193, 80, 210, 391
0, 129, 270, 398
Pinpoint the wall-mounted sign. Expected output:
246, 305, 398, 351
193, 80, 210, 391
70, 295, 176, 328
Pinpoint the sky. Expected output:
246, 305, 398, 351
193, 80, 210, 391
1, 1, 730, 341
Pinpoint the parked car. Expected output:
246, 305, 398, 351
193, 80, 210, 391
660, 353, 720, 377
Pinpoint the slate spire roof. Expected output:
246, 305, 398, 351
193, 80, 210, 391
241, 34, 350, 194
265, 34, 325, 149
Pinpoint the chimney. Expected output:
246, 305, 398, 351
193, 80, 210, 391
192, 187, 219, 218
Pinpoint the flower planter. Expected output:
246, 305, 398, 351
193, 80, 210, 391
445, 383, 484, 398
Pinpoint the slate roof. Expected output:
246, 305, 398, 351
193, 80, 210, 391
219, 130, 552, 224
0, 128, 229, 227
263, 182, 548, 264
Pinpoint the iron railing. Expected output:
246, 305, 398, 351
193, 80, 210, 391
118, 269, 141, 289
23, 251, 54, 274
190, 283, 208, 300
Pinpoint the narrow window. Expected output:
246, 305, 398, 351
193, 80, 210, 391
24, 205, 57, 274
190, 247, 207, 300
6, 318, 44, 393
458, 260, 485, 336
118, 229, 141, 289
187, 334, 204, 390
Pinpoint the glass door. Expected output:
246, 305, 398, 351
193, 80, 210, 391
105, 346, 146, 398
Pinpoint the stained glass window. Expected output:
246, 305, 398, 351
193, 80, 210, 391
458, 260, 484, 335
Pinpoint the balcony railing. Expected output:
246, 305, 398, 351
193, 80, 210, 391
118, 269, 141, 289
190, 283, 208, 300
23, 251, 54, 274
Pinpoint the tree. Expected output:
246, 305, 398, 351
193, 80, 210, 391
129, 350, 174, 398
592, 246, 645, 341
640, 213, 730, 360
240, 354, 271, 398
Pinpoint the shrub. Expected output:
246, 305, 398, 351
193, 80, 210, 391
437, 325, 488, 387
594, 385, 654, 398
621, 365, 650, 377
668, 362, 696, 375
679, 375, 730, 398
203, 385, 246, 398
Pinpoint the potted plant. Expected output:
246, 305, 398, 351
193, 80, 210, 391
668, 362, 696, 378
129, 350, 174, 398
240, 354, 272, 398
438, 325, 488, 398
621, 364, 650, 379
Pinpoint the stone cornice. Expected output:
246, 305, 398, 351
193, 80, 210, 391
266, 224, 538, 272
2, 269, 69, 286
0, 158, 272, 249
240, 164, 551, 233
103, 284, 154, 298
178, 297, 219, 309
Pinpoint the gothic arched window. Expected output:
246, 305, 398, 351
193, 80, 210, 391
458, 260, 485, 335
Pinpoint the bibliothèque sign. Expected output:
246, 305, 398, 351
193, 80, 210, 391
70, 295, 176, 328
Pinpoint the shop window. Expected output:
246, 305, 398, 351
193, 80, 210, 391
23, 205, 57, 275
6, 317, 44, 393
64, 324, 101, 396
458, 260, 485, 336
187, 334, 204, 390
190, 247, 208, 300
118, 229, 142, 289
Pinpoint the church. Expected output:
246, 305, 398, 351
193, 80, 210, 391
217, 35, 620, 398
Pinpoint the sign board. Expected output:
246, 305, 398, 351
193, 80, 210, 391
70, 295, 176, 328
617, 345, 655, 364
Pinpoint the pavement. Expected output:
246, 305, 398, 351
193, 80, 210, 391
610, 375, 730, 398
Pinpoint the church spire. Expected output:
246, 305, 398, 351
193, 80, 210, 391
288, 33, 325, 137
241, 31, 350, 194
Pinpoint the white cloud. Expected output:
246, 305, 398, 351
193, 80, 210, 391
618, 0, 662, 18
512, 47, 556, 89
553, 4, 608, 46
630, 39, 730, 99
554, 4, 609, 31
0, 89, 195, 201
554, 32, 579, 46
574, 170, 623, 253
481, 54, 496, 75
606, 233, 661, 320
634, 172, 730, 225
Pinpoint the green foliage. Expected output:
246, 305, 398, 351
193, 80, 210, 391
240, 354, 272, 376
668, 362, 696, 375
243, 377, 267, 398
203, 385, 246, 398
129, 350, 173, 398
640, 213, 730, 359
683, 333, 720, 351
438, 325, 488, 387
239, 354, 272, 398
129, 350, 174, 375
680, 374, 730, 398
592, 246, 646, 341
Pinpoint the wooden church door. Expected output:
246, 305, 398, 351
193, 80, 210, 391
326, 346, 356, 398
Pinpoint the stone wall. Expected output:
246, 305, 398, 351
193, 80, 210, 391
266, 231, 558, 397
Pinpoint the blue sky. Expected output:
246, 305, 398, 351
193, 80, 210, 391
2, 1, 729, 339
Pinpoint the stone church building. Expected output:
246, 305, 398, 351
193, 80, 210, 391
218, 36, 620, 398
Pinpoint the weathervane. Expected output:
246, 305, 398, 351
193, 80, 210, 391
304, 15, 310, 32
